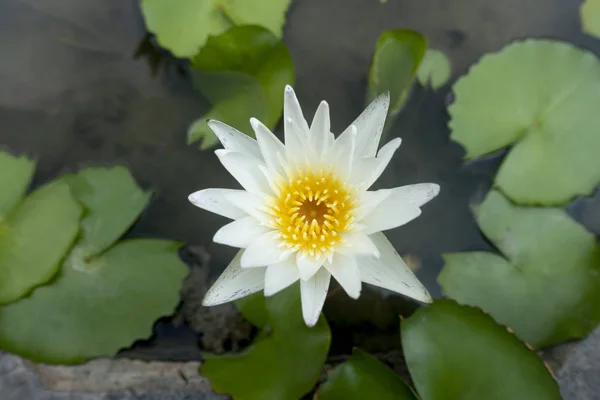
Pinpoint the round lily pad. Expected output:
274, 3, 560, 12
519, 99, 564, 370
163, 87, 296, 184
581, 0, 600, 39
449, 39, 600, 205
0, 167, 187, 364
0, 152, 35, 217
401, 300, 561, 400
0, 167, 81, 305
439, 190, 600, 348
318, 348, 418, 400
141, 0, 292, 58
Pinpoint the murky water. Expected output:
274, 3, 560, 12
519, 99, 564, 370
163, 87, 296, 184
2, 0, 599, 358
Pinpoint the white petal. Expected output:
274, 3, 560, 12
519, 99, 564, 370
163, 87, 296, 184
355, 190, 391, 221
188, 188, 247, 220
338, 92, 390, 158
241, 231, 289, 268
264, 259, 300, 296
329, 124, 357, 181
250, 117, 286, 178
325, 254, 361, 299
309, 101, 331, 157
202, 250, 266, 306
214, 216, 269, 248
390, 183, 440, 207
222, 190, 270, 224
215, 150, 272, 195
337, 232, 380, 257
284, 85, 309, 137
357, 138, 402, 190
297, 253, 325, 281
208, 120, 262, 160
357, 232, 431, 303
300, 268, 331, 327
362, 198, 421, 235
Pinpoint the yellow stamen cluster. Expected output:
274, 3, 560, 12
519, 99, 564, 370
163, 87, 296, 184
265, 166, 356, 260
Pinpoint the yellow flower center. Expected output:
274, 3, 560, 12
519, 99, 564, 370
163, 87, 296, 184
266, 166, 357, 259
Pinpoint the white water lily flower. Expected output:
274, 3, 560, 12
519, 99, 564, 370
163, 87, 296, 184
189, 86, 439, 327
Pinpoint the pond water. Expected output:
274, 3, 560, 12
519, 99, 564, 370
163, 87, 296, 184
1, 0, 599, 359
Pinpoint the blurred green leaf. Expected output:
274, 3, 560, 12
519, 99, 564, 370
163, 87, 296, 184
141, 0, 291, 58
0, 180, 81, 305
439, 190, 600, 348
401, 300, 562, 400
581, 0, 600, 39
417, 49, 451, 89
0, 168, 187, 364
368, 29, 427, 115
202, 283, 330, 400
0, 152, 35, 218
235, 292, 268, 329
318, 348, 418, 400
189, 25, 294, 149
449, 39, 600, 205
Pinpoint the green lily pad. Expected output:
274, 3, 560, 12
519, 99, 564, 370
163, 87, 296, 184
188, 25, 294, 149
368, 29, 427, 115
141, 0, 291, 58
235, 292, 269, 329
318, 348, 418, 400
417, 49, 451, 89
439, 190, 600, 348
0, 152, 35, 217
401, 300, 561, 400
449, 39, 600, 205
202, 283, 330, 400
581, 0, 600, 39
0, 167, 187, 364
0, 155, 81, 304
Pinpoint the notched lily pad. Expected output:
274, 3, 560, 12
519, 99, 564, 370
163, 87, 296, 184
0, 152, 81, 305
417, 49, 451, 89
401, 300, 562, 400
202, 284, 330, 400
439, 190, 600, 348
368, 29, 427, 115
581, 0, 600, 39
318, 348, 418, 400
0, 167, 188, 364
188, 25, 294, 149
449, 39, 600, 205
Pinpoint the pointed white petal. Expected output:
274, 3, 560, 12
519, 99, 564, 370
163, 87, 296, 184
284, 85, 309, 136
188, 188, 247, 220
357, 232, 431, 303
357, 138, 402, 190
338, 92, 390, 158
355, 190, 392, 221
325, 254, 361, 299
362, 199, 421, 235
310, 101, 331, 156
390, 183, 440, 207
300, 268, 331, 327
214, 216, 268, 248
251, 118, 286, 178
330, 124, 357, 181
222, 190, 270, 224
337, 232, 380, 257
202, 250, 266, 306
215, 150, 272, 195
264, 259, 300, 296
208, 120, 262, 160
296, 253, 325, 281
241, 231, 289, 268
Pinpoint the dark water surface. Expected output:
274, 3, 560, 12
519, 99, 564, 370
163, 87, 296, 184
1, 0, 599, 358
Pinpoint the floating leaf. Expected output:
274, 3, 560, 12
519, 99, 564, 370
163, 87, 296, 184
368, 29, 427, 115
202, 284, 330, 400
449, 39, 600, 205
318, 348, 418, 400
141, 0, 291, 58
417, 49, 451, 89
188, 26, 294, 149
235, 292, 268, 329
439, 190, 600, 348
0, 165, 81, 304
581, 0, 600, 39
401, 300, 561, 400
0, 167, 187, 364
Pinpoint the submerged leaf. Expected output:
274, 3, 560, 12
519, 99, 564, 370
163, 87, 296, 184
402, 300, 561, 400
439, 190, 600, 348
449, 39, 600, 204
368, 29, 427, 115
581, 0, 600, 39
202, 284, 330, 400
417, 49, 451, 89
